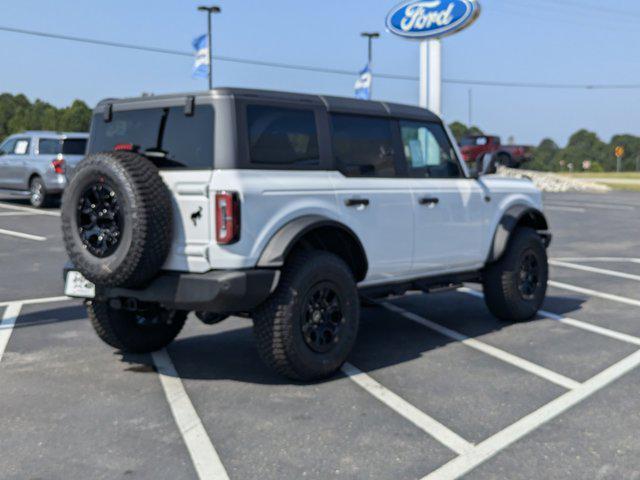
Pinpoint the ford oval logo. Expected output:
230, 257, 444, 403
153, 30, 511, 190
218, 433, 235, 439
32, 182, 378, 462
386, 0, 481, 39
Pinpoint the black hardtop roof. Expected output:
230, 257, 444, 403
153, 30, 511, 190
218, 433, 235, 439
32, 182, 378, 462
96, 88, 442, 123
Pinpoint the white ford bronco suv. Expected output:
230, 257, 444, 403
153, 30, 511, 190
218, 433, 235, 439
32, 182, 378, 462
62, 88, 551, 381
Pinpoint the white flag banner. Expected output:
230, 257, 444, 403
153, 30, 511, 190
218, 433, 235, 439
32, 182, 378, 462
355, 65, 373, 100
192, 34, 209, 78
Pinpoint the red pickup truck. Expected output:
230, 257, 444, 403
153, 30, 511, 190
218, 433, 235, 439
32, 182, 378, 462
459, 135, 533, 168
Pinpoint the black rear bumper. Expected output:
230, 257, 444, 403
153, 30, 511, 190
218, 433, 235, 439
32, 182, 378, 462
64, 265, 279, 313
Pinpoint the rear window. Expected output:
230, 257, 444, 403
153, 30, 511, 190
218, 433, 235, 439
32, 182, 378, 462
39, 138, 87, 155
89, 106, 214, 169
247, 105, 319, 167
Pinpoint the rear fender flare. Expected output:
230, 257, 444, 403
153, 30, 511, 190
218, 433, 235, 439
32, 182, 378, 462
257, 215, 368, 280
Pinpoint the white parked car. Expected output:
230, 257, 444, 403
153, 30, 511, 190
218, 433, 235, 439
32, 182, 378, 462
62, 89, 551, 381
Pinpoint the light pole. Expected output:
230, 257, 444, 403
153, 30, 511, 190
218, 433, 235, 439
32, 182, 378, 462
197, 5, 221, 90
361, 32, 380, 65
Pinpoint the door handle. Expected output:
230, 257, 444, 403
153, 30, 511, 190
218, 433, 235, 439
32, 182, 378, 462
345, 198, 370, 208
419, 197, 440, 206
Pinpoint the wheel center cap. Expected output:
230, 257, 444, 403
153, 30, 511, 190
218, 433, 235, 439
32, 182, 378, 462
312, 310, 322, 323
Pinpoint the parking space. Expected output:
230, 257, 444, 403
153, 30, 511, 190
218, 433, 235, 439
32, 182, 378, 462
1, 192, 640, 479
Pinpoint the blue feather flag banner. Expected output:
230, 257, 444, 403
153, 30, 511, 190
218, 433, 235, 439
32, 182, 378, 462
355, 64, 372, 100
192, 34, 210, 79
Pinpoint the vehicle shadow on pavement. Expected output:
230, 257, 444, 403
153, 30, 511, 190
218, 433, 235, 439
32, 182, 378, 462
119, 291, 586, 385
13, 305, 86, 329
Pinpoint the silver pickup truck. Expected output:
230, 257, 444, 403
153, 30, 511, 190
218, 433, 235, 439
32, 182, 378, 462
0, 131, 88, 207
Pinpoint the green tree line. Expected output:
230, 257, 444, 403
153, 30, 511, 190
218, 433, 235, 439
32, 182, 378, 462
448, 121, 640, 173
1, 93, 636, 173
0, 93, 92, 142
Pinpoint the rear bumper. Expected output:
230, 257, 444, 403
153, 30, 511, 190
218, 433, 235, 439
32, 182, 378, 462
64, 266, 280, 313
43, 173, 67, 194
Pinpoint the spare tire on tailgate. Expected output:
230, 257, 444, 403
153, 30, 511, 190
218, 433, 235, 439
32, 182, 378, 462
61, 151, 173, 288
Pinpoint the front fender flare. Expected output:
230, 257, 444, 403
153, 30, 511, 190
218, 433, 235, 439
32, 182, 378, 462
488, 205, 550, 263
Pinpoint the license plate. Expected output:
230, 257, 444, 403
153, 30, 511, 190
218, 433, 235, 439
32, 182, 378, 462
65, 271, 96, 298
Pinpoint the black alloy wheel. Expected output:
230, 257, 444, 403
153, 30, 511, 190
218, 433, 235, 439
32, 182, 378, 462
301, 282, 346, 354
77, 181, 123, 258
517, 250, 540, 300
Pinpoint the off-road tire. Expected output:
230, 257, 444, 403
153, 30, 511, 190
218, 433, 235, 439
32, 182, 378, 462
61, 152, 173, 288
483, 227, 548, 322
87, 301, 186, 353
253, 250, 360, 381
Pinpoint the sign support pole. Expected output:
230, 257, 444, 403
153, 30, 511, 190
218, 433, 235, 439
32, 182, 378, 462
419, 39, 442, 115
419, 40, 428, 109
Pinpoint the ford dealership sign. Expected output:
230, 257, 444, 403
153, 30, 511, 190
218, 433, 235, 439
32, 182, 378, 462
386, 0, 481, 39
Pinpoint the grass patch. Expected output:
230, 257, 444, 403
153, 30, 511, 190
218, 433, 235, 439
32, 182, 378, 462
601, 183, 640, 192
558, 172, 640, 179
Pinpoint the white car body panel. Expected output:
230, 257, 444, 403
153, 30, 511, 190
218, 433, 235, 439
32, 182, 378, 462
160, 170, 214, 273
160, 166, 545, 286
329, 172, 414, 283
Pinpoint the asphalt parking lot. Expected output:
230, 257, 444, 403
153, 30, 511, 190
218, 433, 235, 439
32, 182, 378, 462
1, 191, 639, 480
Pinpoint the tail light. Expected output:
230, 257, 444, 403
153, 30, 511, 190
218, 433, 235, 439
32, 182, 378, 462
215, 191, 240, 244
52, 155, 65, 174
114, 143, 136, 152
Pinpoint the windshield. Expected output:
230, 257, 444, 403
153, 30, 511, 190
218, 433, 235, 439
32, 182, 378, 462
39, 138, 87, 155
89, 106, 214, 169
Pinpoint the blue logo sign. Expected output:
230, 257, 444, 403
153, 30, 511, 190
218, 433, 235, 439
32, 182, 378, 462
386, 0, 481, 39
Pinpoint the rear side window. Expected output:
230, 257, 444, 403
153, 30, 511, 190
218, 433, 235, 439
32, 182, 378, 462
89, 106, 214, 169
331, 115, 397, 178
247, 105, 319, 167
39, 138, 87, 155
13, 138, 30, 155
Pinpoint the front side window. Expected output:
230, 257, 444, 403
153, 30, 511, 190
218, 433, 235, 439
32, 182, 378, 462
89, 106, 214, 169
0, 138, 17, 155
331, 114, 396, 178
247, 105, 319, 166
460, 136, 488, 147
400, 121, 463, 179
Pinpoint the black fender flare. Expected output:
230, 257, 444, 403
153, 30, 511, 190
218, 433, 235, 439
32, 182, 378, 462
488, 205, 550, 263
257, 215, 368, 280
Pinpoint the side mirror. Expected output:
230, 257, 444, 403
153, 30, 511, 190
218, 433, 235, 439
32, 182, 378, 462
474, 153, 497, 177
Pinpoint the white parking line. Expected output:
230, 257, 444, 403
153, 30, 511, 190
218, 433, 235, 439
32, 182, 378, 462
459, 288, 640, 348
0, 202, 60, 217
555, 257, 640, 263
0, 211, 38, 217
422, 348, 640, 480
540, 309, 640, 347
549, 281, 640, 308
545, 206, 586, 213
0, 228, 46, 242
342, 362, 474, 455
0, 295, 70, 308
547, 201, 635, 212
0, 303, 22, 363
381, 302, 580, 390
152, 349, 230, 480
550, 260, 640, 282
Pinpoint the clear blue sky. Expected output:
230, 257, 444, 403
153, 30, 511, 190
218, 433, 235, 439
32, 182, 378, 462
1, 0, 639, 146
